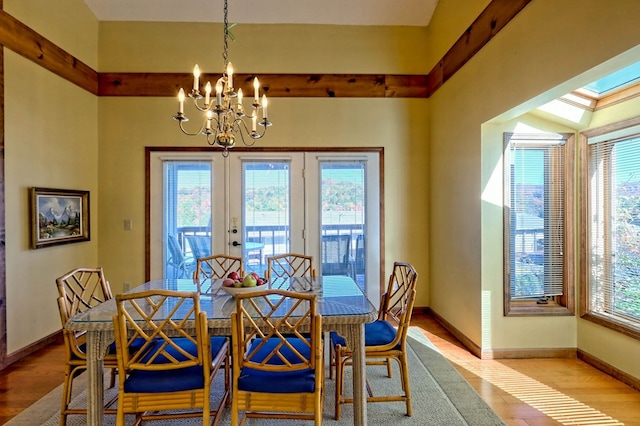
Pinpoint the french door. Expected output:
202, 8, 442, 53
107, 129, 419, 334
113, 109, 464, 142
149, 150, 380, 306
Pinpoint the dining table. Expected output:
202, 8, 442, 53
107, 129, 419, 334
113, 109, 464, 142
66, 274, 378, 426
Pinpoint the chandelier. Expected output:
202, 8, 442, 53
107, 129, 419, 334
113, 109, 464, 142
172, 0, 271, 155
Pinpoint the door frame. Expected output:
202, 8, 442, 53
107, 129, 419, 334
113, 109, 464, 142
145, 146, 385, 295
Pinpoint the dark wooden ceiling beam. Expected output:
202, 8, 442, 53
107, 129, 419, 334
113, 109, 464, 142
99, 72, 428, 98
427, 0, 533, 94
0, 10, 98, 95
1, 0, 533, 99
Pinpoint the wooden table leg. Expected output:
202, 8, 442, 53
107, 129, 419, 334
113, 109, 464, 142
86, 331, 105, 425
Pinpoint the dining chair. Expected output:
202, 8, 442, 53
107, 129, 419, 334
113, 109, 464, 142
321, 234, 355, 278
111, 289, 230, 425
55, 267, 118, 425
330, 261, 418, 419
230, 289, 324, 425
193, 253, 244, 282
265, 253, 317, 279
167, 234, 195, 278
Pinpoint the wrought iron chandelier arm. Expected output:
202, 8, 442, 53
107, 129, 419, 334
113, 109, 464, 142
175, 114, 207, 137
233, 118, 258, 146
233, 116, 268, 145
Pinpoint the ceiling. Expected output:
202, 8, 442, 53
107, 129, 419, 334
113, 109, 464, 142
83, 0, 439, 27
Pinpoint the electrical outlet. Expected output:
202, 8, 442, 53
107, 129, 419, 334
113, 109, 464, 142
123, 282, 131, 292
124, 219, 132, 230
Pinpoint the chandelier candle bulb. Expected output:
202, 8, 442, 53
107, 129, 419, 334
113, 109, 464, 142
237, 89, 244, 112
253, 77, 259, 102
178, 88, 185, 114
193, 64, 200, 91
262, 95, 268, 119
227, 62, 233, 89
206, 110, 213, 130
252, 114, 257, 132
205, 82, 212, 106
216, 81, 223, 106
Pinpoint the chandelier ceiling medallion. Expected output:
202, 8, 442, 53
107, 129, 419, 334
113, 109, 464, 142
172, 0, 271, 156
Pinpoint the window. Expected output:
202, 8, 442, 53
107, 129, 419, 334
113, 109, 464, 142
503, 133, 575, 316
581, 119, 640, 339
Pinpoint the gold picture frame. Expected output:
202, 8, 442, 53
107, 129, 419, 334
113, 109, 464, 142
30, 187, 90, 249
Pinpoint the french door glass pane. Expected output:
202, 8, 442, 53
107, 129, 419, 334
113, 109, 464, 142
163, 161, 211, 278
320, 161, 366, 290
243, 161, 290, 275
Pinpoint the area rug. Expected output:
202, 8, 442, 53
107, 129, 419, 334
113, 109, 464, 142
7, 328, 505, 425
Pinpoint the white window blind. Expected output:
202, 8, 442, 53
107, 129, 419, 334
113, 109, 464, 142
505, 135, 566, 300
162, 161, 212, 278
588, 135, 640, 327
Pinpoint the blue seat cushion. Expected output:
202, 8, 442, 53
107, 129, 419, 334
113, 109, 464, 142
238, 337, 316, 394
124, 336, 226, 393
330, 320, 398, 348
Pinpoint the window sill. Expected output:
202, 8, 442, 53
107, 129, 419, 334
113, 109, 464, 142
506, 300, 574, 317
580, 312, 640, 340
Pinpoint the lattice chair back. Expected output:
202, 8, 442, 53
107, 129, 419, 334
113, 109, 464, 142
266, 253, 317, 279
56, 267, 113, 358
381, 261, 419, 335
112, 289, 230, 425
194, 254, 244, 282
55, 267, 118, 424
230, 289, 323, 425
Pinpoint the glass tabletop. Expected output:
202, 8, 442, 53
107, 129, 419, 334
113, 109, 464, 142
67, 275, 376, 326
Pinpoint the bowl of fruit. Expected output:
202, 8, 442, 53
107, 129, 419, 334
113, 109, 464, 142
220, 271, 268, 297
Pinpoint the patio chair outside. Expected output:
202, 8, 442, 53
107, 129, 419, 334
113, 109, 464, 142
185, 234, 212, 262
167, 234, 195, 278
321, 234, 355, 278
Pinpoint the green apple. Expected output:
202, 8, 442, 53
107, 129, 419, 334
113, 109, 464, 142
242, 274, 257, 287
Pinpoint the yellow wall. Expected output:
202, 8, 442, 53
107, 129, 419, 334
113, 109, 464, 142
3, 0, 99, 353
426, 0, 490, 70
98, 22, 429, 75
96, 21, 431, 298
428, 0, 640, 378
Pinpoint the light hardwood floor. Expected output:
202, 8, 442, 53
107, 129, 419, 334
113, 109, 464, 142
1, 312, 639, 425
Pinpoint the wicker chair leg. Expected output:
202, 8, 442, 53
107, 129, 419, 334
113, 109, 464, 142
400, 353, 412, 416
59, 368, 73, 426
334, 345, 345, 420
329, 339, 336, 379
109, 368, 117, 388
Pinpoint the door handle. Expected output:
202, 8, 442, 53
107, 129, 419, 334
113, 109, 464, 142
232, 241, 242, 247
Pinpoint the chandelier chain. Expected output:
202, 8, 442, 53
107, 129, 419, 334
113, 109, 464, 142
223, 0, 229, 68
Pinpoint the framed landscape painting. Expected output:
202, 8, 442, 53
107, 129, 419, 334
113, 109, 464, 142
30, 187, 90, 249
